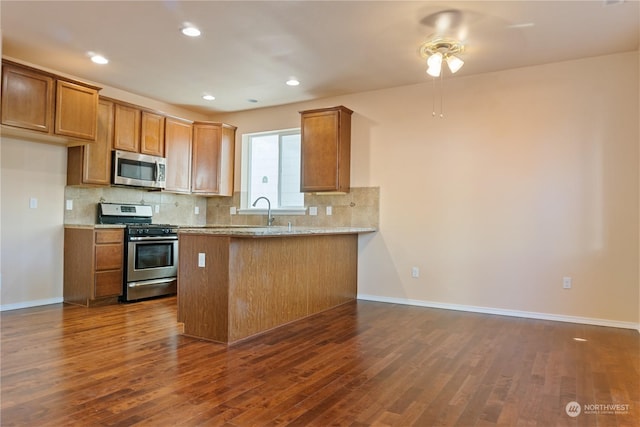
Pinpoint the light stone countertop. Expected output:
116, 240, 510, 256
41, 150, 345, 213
64, 224, 127, 229
178, 225, 377, 237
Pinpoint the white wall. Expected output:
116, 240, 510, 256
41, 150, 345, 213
0, 137, 67, 308
213, 51, 639, 328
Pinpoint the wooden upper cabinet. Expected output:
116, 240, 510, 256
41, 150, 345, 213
67, 99, 114, 186
164, 117, 193, 193
1, 62, 54, 133
300, 106, 353, 193
113, 102, 166, 156
1, 60, 100, 143
191, 122, 236, 196
140, 111, 165, 156
113, 103, 141, 152
55, 80, 98, 140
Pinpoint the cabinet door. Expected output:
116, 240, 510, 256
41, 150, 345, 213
113, 103, 141, 152
300, 106, 352, 193
191, 123, 221, 194
140, 111, 165, 156
83, 99, 114, 185
165, 117, 193, 193
55, 80, 98, 141
1, 63, 53, 133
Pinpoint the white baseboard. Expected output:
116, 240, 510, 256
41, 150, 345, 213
357, 294, 640, 332
1, 297, 64, 312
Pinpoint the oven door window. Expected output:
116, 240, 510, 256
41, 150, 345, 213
135, 242, 174, 269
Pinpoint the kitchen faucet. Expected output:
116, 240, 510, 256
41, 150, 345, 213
252, 196, 274, 226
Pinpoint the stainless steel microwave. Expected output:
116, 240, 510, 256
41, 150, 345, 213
112, 150, 167, 189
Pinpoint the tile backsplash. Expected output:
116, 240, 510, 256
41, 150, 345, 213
64, 186, 379, 228
64, 186, 207, 226
207, 187, 379, 228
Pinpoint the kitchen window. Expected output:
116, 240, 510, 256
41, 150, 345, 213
240, 129, 305, 214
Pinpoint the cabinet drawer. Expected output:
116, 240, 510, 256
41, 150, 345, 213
95, 229, 123, 244
95, 270, 123, 297
95, 244, 123, 270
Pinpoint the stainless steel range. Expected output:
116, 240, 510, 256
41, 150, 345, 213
98, 203, 178, 302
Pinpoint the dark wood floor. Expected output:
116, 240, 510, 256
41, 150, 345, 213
1, 297, 638, 426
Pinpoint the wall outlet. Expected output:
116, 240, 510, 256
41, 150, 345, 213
198, 253, 206, 267
65, 200, 73, 211
411, 267, 420, 278
563, 276, 572, 289
326, 206, 332, 215
154, 205, 160, 213
29, 197, 38, 209
194, 206, 200, 215
309, 206, 318, 216
230, 206, 237, 215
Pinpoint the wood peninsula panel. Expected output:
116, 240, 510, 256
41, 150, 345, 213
305, 234, 357, 313
228, 238, 309, 341
178, 234, 230, 341
178, 232, 359, 343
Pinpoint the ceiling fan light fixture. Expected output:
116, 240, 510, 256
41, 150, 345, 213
427, 63, 441, 77
446, 54, 464, 73
419, 37, 464, 76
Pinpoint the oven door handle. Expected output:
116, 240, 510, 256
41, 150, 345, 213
128, 278, 177, 288
129, 236, 178, 241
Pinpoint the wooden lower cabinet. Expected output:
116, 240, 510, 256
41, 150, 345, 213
178, 233, 358, 343
64, 227, 124, 306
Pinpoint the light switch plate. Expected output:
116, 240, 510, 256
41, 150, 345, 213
65, 200, 73, 211
230, 206, 237, 215
195, 206, 200, 215
326, 206, 332, 215
309, 206, 318, 216
198, 253, 206, 267
29, 198, 38, 209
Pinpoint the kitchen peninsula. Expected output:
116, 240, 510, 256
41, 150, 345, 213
177, 226, 375, 343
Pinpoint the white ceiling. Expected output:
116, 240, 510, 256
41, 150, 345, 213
1, 1, 638, 115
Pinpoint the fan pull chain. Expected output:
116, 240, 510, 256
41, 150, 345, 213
439, 71, 444, 118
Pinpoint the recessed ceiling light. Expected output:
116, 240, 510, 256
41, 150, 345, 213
202, 94, 215, 101
286, 78, 300, 86
181, 24, 201, 37
89, 53, 109, 65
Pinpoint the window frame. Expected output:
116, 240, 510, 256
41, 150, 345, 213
239, 128, 306, 215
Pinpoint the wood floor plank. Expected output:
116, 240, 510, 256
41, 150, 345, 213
1, 298, 638, 426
